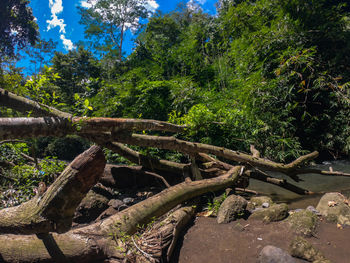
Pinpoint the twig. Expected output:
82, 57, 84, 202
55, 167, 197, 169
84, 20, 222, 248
19, 152, 35, 163
131, 236, 155, 261
250, 145, 261, 158
144, 171, 171, 188
235, 188, 259, 195
294, 168, 350, 177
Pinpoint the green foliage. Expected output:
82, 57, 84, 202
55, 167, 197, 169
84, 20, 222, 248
22, 66, 62, 107
50, 46, 101, 107
208, 193, 227, 214
73, 94, 94, 116
43, 135, 90, 161
0, 157, 66, 208
0, 142, 29, 164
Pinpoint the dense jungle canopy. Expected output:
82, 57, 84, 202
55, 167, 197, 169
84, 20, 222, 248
1, 0, 350, 162
0, 0, 349, 194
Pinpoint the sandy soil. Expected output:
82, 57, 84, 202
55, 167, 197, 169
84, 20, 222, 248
172, 217, 350, 263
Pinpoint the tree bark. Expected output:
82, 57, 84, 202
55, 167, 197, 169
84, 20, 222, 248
0, 145, 105, 234
0, 88, 72, 118
0, 117, 185, 140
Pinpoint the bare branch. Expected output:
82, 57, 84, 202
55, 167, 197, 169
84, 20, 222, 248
105, 133, 318, 176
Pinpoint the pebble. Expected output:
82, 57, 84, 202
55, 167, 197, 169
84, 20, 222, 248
108, 199, 124, 209
258, 245, 296, 263
262, 202, 270, 208
306, 205, 321, 215
123, 197, 134, 205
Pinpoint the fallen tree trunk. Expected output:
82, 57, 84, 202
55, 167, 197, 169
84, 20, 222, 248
94, 132, 319, 176
0, 167, 241, 262
101, 141, 190, 177
131, 205, 196, 263
0, 88, 72, 118
0, 117, 185, 140
0, 145, 105, 234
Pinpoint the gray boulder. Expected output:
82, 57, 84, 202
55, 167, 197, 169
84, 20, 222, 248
250, 203, 289, 222
286, 209, 318, 237
73, 191, 109, 224
258, 245, 296, 263
316, 192, 350, 225
306, 205, 321, 216
289, 236, 330, 262
217, 194, 247, 224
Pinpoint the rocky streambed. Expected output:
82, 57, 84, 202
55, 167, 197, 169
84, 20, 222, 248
174, 192, 350, 263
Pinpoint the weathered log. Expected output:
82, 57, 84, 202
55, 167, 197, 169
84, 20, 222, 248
245, 170, 313, 195
0, 145, 106, 234
0, 88, 72, 118
291, 168, 350, 177
0, 117, 185, 140
100, 141, 190, 176
197, 153, 313, 195
106, 133, 318, 175
94, 166, 241, 236
0, 117, 74, 140
74, 117, 186, 134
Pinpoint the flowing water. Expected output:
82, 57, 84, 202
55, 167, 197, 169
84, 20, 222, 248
248, 160, 350, 209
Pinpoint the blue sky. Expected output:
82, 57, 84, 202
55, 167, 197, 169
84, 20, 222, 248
20, 0, 218, 73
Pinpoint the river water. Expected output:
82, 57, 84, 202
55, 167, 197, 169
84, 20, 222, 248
248, 160, 350, 209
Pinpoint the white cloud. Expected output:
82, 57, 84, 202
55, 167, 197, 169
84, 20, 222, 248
46, 0, 75, 51
47, 14, 66, 33
80, 0, 96, 9
187, 0, 203, 12
49, 0, 63, 15
60, 34, 75, 50
145, 0, 159, 13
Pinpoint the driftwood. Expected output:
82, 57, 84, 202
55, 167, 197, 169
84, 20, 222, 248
1, 88, 350, 262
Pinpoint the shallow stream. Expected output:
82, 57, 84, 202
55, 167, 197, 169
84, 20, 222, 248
248, 160, 350, 209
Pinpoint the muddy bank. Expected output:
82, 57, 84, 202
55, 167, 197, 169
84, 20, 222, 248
174, 217, 350, 263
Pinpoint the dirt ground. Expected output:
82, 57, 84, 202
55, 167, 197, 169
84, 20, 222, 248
172, 217, 350, 263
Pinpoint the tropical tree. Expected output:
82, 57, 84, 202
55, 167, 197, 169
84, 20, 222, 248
78, 0, 151, 62
24, 38, 57, 75
50, 46, 101, 106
